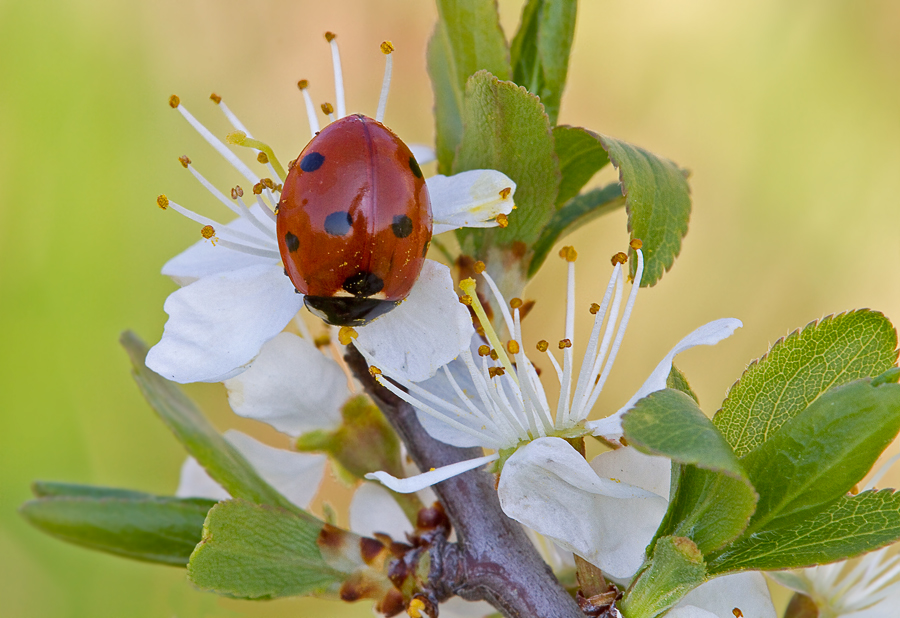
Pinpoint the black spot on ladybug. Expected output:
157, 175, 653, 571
324, 211, 353, 236
300, 152, 325, 172
294, 288, 302, 294
422, 241, 430, 257
283, 267, 289, 276
391, 215, 413, 238
409, 156, 423, 178
284, 231, 300, 253
343, 271, 385, 297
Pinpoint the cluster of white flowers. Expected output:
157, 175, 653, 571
147, 34, 900, 618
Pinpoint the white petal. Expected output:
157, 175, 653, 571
348, 482, 413, 539
162, 211, 277, 286
224, 332, 347, 436
354, 260, 474, 382
174, 431, 327, 510
366, 453, 499, 494
409, 144, 436, 165
146, 263, 303, 383
497, 437, 668, 579
664, 608, 719, 618
589, 447, 672, 500
439, 597, 496, 618
223, 430, 326, 509
175, 457, 231, 501
586, 318, 743, 441
673, 572, 776, 618
427, 170, 516, 235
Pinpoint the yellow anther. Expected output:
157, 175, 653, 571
559, 246, 577, 262
732, 610, 743, 618
611, 252, 628, 266
510, 298, 523, 309
536, 340, 549, 352
380, 41, 394, 54
232, 186, 244, 199
313, 334, 331, 348
490, 350, 499, 361
473, 261, 486, 274
459, 295, 473, 306
252, 182, 264, 195
297, 79, 309, 90
257, 151, 269, 164
168, 94, 180, 108
338, 326, 358, 346
156, 195, 169, 210
261, 178, 275, 190
499, 187, 512, 199
507, 340, 520, 355
407, 597, 426, 618
324, 31, 337, 42
369, 366, 382, 377
558, 339, 572, 350
488, 367, 506, 378
209, 92, 222, 104
495, 213, 509, 228
590, 303, 600, 315
630, 238, 643, 250
201, 225, 216, 239
321, 102, 334, 115
178, 155, 191, 168
478, 345, 491, 357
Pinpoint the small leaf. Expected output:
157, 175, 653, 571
625, 389, 758, 555
31, 481, 163, 500
708, 489, 900, 573
454, 71, 561, 254
188, 499, 345, 599
510, 0, 578, 125
527, 182, 624, 278
553, 126, 611, 207
599, 135, 691, 287
620, 536, 707, 618
666, 365, 698, 404
20, 489, 215, 566
715, 310, 899, 457
427, 0, 510, 174
121, 332, 307, 517
740, 377, 900, 535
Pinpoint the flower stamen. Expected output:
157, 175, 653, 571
225, 131, 287, 182
375, 41, 394, 123
296, 80, 321, 137
325, 32, 346, 118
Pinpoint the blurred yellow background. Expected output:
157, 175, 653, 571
2, 0, 899, 616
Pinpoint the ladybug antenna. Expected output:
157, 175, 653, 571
324, 32, 346, 118
296, 80, 321, 138
226, 131, 287, 183
211, 93, 285, 184
375, 41, 394, 123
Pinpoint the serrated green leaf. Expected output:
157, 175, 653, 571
667, 365, 698, 404
188, 499, 344, 599
708, 489, 900, 573
715, 310, 899, 457
527, 183, 624, 278
625, 389, 758, 555
740, 378, 900, 535
620, 536, 707, 618
121, 332, 307, 517
428, 0, 510, 174
454, 70, 560, 254
599, 135, 691, 287
510, 0, 577, 125
553, 126, 611, 206
20, 490, 215, 566
624, 390, 746, 479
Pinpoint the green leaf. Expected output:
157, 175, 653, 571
599, 135, 691, 287
31, 481, 164, 500
510, 0, 577, 125
624, 389, 758, 555
188, 499, 344, 599
553, 126, 611, 207
427, 0, 510, 174
667, 365, 698, 404
20, 489, 215, 566
527, 182, 624, 278
454, 70, 560, 255
708, 489, 900, 573
715, 310, 899, 457
620, 536, 707, 618
121, 332, 307, 517
740, 377, 900, 535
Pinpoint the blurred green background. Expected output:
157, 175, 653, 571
2, 0, 899, 616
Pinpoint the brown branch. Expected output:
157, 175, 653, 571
346, 347, 583, 618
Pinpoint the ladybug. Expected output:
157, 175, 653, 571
277, 114, 432, 326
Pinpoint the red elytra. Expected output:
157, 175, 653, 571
277, 114, 433, 326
